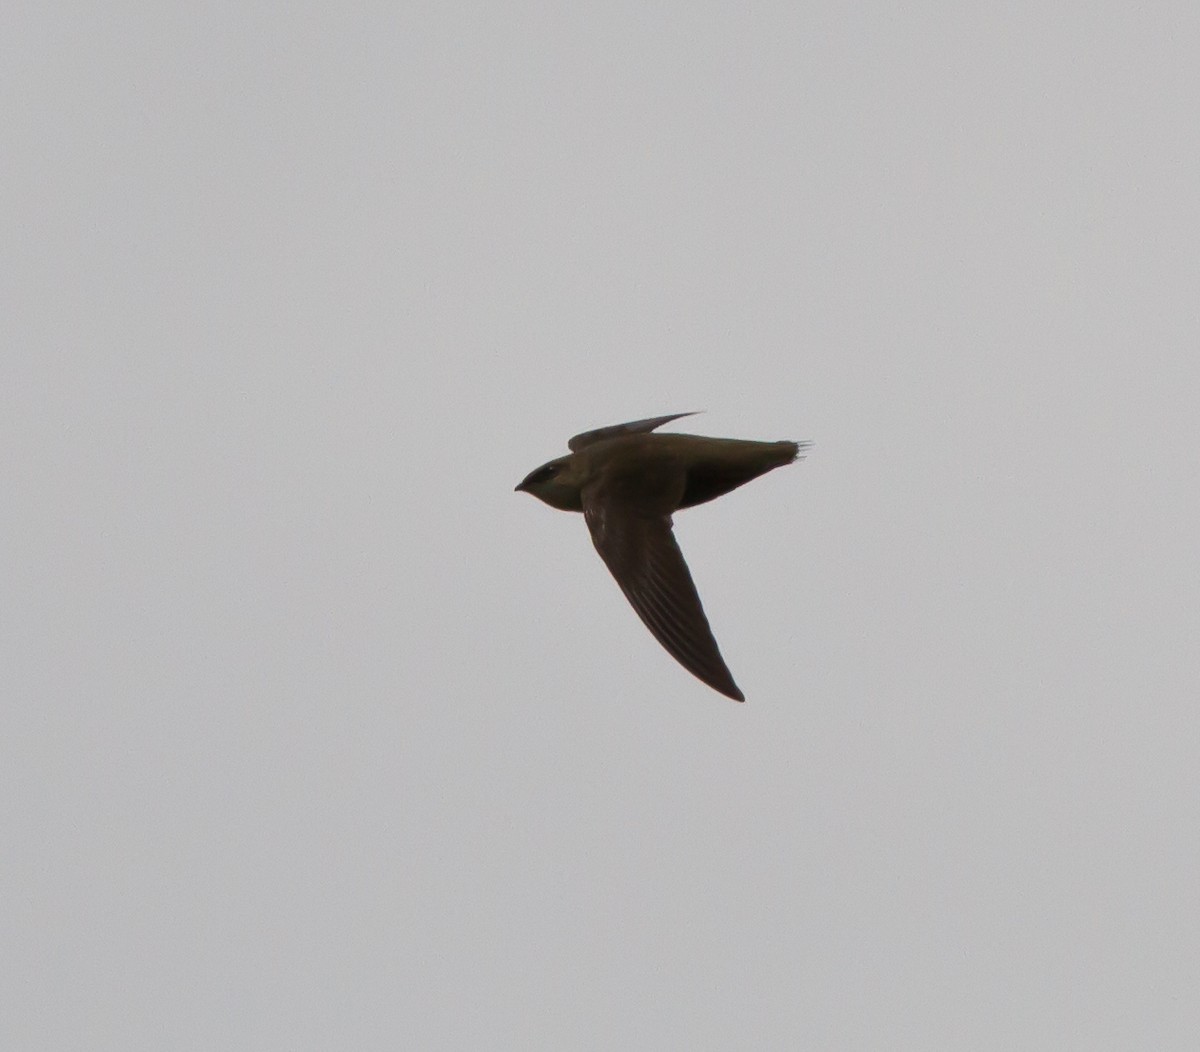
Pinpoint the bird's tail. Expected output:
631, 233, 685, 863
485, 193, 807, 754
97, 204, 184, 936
789, 440, 813, 463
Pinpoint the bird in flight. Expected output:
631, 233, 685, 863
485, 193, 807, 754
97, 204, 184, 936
515, 413, 807, 701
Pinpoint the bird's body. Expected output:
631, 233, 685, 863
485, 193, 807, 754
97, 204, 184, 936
515, 413, 807, 702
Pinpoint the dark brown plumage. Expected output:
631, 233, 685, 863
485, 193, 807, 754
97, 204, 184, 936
516, 413, 807, 702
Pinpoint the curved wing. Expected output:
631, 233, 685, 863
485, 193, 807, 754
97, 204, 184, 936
568, 412, 700, 452
583, 488, 744, 701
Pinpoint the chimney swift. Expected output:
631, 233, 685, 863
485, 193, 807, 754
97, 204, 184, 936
515, 413, 808, 702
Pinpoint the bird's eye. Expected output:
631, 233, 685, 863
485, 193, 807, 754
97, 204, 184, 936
530, 464, 557, 484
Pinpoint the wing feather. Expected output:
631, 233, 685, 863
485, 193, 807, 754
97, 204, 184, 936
568, 412, 700, 452
583, 495, 744, 701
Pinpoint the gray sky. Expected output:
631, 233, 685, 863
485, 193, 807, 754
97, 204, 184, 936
4, 2, 1199, 1048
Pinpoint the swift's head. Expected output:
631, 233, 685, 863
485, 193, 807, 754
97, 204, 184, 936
514, 455, 584, 512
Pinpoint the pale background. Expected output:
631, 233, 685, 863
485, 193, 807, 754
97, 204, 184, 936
4, 3, 1199, 1049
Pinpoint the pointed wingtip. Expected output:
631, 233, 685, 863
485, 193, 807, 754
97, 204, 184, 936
569, 411, 705, 451
710, 675, 745, 702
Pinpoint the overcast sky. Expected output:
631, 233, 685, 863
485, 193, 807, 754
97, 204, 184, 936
4, 3, 1199, 1049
